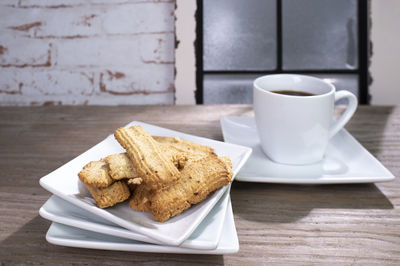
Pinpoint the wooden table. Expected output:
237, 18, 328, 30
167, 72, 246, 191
0, 105, 399, 265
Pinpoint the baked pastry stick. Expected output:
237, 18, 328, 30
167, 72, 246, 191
156, 136, 216, 167
106, 137, 213, 182
78, 160, 130, 208
128, 151, 224, 214
153, 136, 215, 156
106, 151, 183, 182
85, 181, 130, 208
105, 153, 143, 184
129, 155, 233, 215
158, 144, 189, 170
78, 160, 114, 188
114, 126, 180, 190
129, 182, 152, 212
130, 154, 233, 222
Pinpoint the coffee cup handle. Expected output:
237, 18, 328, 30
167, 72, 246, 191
329, 90, 358, 138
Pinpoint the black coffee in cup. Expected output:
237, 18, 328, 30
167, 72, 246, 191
271, 90, 315, 96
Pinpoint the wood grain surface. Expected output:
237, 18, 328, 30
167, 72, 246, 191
0, 105, 399, 265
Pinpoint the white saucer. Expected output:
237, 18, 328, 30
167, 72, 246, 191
220, 116, 394, 184
40, 188, 230, 250
45, 198, 239, 254
39, 121, 251, 246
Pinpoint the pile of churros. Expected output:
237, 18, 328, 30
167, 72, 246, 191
78, 125, 233, 222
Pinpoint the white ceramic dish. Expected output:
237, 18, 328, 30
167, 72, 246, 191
46, 198, 239, 254
40, 188, 230, 250
40, 121, 251, 246
220, 116, 394, 184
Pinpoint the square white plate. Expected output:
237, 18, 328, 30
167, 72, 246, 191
46, 198, 239, 254
40, 121, 251, 246
40, 188, 230, 250
220, 116, 394, 184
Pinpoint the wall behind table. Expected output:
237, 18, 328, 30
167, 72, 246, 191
0, 0, 175, 106
370, 0, 400, 105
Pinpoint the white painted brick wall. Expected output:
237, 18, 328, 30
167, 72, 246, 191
0, 38, 52, 66
0, 0, 175, 106
102, 3, 174, 34
56, 39, 143, 67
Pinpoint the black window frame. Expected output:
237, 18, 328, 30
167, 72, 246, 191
195, 0, 370, 104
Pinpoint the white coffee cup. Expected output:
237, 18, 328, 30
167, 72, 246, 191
253, 74, 358, 165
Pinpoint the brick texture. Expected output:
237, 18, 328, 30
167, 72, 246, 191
0, 0, 175, 106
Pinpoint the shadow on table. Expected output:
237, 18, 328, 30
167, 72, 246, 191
230, 182, 394, 224
1, 216, 225, 264
231, 106, 397, 224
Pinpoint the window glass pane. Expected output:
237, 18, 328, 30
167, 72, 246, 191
203, 73, 358, 104
203, 0, 277, 71
203, 74, 261, 104
282, 0, 358, 70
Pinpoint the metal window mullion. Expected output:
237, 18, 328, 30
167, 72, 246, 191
358, 0, 370, 104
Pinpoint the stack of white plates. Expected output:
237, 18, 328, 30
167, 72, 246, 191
39, 121, 252, 254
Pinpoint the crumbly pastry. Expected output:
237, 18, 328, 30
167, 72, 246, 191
153, 136, 215, 156
155, 136, 216, 167
158, 143, 189, 169
85, 180, 130, 208
125, 177, 143, 193
105, 137, 214, 181
106, 150, 186, 181
128, 138, 218, 214
220, 156, 233, 169
114, 126, 181, 190
130, 154, 233, 222
78, 160, 114, 188
105, 153, 141, 181
129, 183, 152, 212
77, 126, 234, 221
127, 177, 143, 185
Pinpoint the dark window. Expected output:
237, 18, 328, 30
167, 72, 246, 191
196, 0, 370, 104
